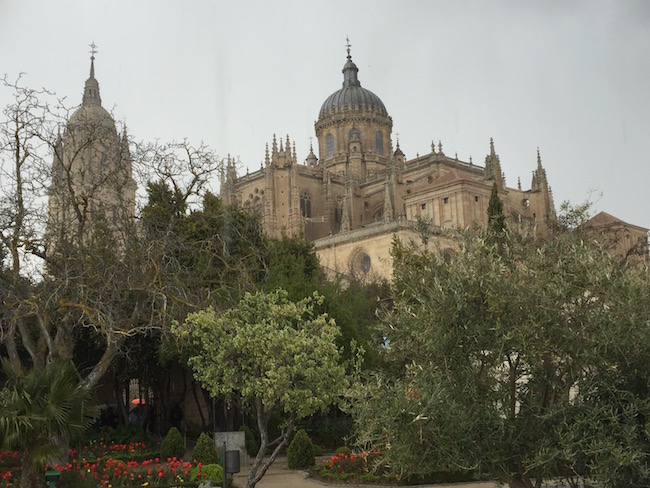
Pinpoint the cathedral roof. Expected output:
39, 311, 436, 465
318, 48, 388, 119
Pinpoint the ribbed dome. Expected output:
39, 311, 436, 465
69, 103, 115, 129
318, 54, 388, 119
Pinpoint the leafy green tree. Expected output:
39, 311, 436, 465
0, 360, 96, 487
351, 230, 650, 488
261, 235, 322, 299
262, 235, 387, 370
173, 289, 346, 488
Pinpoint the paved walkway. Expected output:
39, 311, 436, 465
231, 456, 498, 488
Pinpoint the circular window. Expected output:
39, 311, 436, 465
350, 248, 372, 275
522, 198, 530, 208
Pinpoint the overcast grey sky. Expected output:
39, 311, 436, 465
2, 0, 649, 229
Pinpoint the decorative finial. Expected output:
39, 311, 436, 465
89, 41, 98, 78
438, 140, 443, 154
345, 36, 352, 59
431, 141, 436, 154
537, 147, 542, 168
89, 42, 98, 59
469, 156, 473, 165
309, 136, 313, 150
517, 176, 521, 190
490, 137, 495, 156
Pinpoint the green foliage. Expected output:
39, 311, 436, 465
81, 424, 150, 446
160, 427, 185, 460
262, 235, 387, 371
0, 359, 97, 486
141, 179, 188, 234
192, 432, 219, 465
336, 446, 352, 456
174, 289, 346, 487
287, 429, 315, 469
240, 424, 259, 457
304, 412, 355, 449
175, 289, 345, 420
353, 230, 650, 488
556, 199, 593, 231
191, 463, 223, 485
262, 235, 322, 298
487, 182, 505, 234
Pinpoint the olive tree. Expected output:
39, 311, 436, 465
351, 230, 650, 488
173, 289, 346, 488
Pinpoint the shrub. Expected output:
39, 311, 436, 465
193, 432, 219, 465
287, 429, 314, 469
240, 424, 259, 456
160, 426, 185, 460
312, 443, 325, 456
336, 446, 352, 456
191, 463, 223, 485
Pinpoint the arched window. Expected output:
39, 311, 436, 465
375, 131, 384, 155
326, 134, 335, 158
300, 191, 311, 218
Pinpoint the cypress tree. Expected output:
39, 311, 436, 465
487, 182, 506, 234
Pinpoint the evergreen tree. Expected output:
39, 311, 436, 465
487, 182, 506, 234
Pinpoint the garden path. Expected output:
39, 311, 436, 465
231, 456, 499, 488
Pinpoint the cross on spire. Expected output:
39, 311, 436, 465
88, 42, 99, 80
89, 41, 98, 60
345, 37, 351, 59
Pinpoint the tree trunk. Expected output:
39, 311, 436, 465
245, 399, 296, 488
21, 444, 41, 488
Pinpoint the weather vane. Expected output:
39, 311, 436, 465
89, 41, 98, 60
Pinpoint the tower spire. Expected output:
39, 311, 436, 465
89, 41, 98, 78
82, 42, 102, 107
342, 37, 360, 87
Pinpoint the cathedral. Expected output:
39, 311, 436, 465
49, 46, 647, 277
221, 46, 560, 277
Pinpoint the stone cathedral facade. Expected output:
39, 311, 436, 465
221, 48, 565, 277
48, 48, 646, 277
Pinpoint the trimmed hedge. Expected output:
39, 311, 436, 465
192, 432, 219, 465
160, 427, 185, 460
287, 429, 314, 469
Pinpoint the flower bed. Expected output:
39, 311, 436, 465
310, 450, 481, 486
311, 450, 395, 484
0, 441, 224, 487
